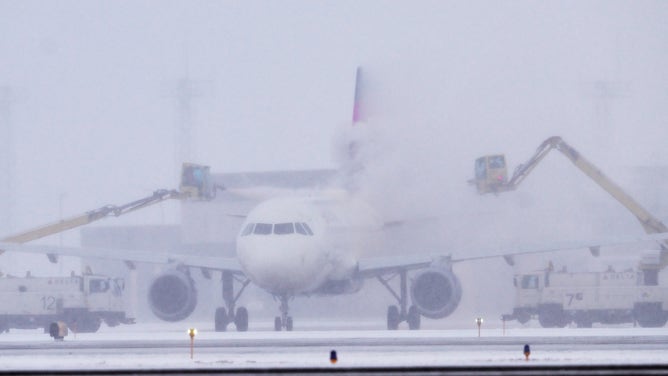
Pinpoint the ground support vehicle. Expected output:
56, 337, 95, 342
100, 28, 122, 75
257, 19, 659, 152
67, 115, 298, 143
505, 266, 668, 328
473, 137, 668, 327
0, 273, 132, 333
0, 164, 218, 334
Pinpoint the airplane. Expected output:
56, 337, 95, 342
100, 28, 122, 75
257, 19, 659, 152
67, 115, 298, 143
0, 67, 656, 332
232, 192, 459, 331
132, 67, 468, 331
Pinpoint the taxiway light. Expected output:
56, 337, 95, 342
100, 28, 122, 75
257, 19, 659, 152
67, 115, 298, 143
188, 328, 197, 359
475, 317, 483, 337
523, 344, 531, 361
330, 350, 338, 364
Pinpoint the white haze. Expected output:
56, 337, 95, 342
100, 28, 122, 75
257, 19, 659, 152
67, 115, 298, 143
0, 1, 667, 324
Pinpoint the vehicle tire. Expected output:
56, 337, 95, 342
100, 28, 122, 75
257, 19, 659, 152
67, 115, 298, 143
574, 312, 593, 328
575, 319, 593, 328
286, 316, 293, 331
215, 307, 228, 332
538, 304, 568, 328
105, 319, 120, 328
407, 305, 421, 330
515, 311, 531, 325
387, 305, 400, 330
234, 307, 249, 332
73, 316, 102, 333
274, 317, 282, 331
635, 303, 668, 328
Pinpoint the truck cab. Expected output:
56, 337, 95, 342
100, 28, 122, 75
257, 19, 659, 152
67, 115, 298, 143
180, 163, 214, 200
512, 273, 544, 323
473, 155, 508, 194
83, 275, 125, 315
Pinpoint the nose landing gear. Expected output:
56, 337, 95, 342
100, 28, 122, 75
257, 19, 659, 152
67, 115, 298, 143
274, 294, 294, 331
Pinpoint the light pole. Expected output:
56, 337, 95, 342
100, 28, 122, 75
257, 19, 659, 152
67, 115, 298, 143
475, 317, 483, 337
188, 328, 197, 359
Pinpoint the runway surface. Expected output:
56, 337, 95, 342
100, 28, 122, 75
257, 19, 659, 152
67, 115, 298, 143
2, 321, 668, 374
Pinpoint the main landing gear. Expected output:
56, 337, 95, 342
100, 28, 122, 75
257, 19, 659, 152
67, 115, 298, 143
377, 269, 421, 330
274, 294, 293, 331
214, 271, 251, 332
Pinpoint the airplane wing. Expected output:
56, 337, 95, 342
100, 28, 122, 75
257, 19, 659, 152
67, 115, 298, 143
357, 254, 443, 278
456, 233, 668, 266
0, 242, 244, 274
356, 232, 668, 277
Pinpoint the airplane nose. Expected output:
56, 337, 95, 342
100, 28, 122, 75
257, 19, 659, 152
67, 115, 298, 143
237, 237, 328, 294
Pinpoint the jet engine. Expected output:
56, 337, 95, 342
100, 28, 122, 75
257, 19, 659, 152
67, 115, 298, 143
410, 268, 462, 319
148, 269, 197, 322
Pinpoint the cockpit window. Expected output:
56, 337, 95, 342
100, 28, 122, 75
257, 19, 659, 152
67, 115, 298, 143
301, 222, 314, 236
241, 223, 254, 236
245, 222, 311, 236
295, 222, 308, 235
253, 223, 272, 235
274, 223, 294, 235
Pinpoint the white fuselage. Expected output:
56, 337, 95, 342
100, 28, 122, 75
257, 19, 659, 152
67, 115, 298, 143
236, 193, 383, 296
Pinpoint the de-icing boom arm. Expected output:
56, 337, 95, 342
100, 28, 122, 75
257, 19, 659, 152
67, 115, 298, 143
472, 136, 668, 268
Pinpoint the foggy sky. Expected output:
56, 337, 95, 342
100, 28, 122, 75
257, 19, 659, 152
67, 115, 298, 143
1, 0, 667, 270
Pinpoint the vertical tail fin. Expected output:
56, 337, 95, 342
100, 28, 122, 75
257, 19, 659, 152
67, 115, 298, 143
337, 66, 373, 191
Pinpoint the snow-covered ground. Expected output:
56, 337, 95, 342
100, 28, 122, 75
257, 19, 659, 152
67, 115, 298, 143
1, 321, 668, 371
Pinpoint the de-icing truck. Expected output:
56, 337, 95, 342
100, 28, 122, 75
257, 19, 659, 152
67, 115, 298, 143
0, 273, 133, 333
472, 137, 668, 328
505, 263, 668, 328
0, 163, 216, 335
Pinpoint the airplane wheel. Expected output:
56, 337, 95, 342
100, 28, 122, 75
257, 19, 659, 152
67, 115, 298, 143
215, 307, 228, 332
274, 317, 282, 331
407, 305, 421, 330
234, 307, 249, 332
387, 305, 400, 330
286, 316, 293, 331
